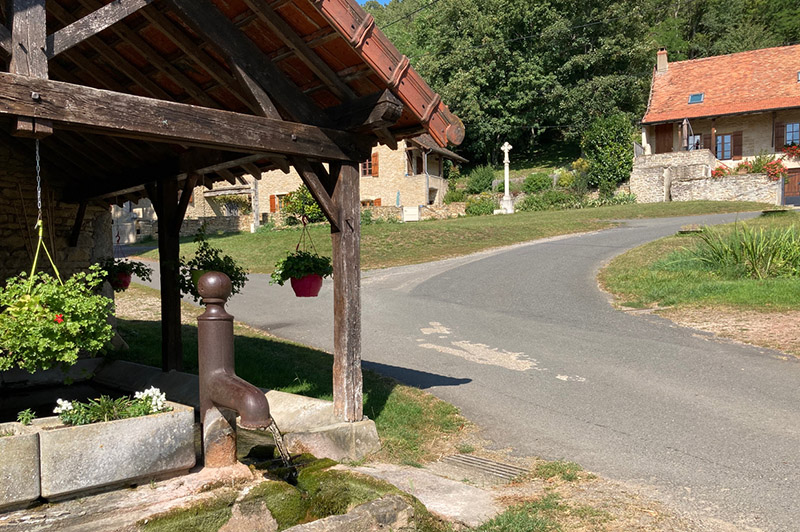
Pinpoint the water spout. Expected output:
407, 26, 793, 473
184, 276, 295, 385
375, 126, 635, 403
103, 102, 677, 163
197, 272, 273, 466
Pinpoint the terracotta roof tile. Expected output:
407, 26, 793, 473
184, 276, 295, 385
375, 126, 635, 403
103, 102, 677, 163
642, 44, 800, 124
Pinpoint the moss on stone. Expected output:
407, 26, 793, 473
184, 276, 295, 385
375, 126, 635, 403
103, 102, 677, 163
139, 490, 237, 532
244, 481, 311, 530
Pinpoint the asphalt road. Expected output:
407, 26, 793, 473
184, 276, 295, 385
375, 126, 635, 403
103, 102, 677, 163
149, 211, 799, 531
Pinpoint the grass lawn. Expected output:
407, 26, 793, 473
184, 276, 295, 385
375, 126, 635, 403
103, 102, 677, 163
139, 201, 771, 273
112, 284, 467, 466
600, 210, 800, 310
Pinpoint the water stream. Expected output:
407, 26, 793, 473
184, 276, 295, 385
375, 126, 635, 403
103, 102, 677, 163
259, 420, 297, 482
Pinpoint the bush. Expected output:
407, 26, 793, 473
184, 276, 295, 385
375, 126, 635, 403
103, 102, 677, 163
465, 193, 498, 216
282, 185, 325, 223
360, 209, 373, 226
586, 192, 637, 207
581, 113, 634, 188
444, 188, 467, 203
466, 165, 496, 194
523, 172, 552, 194
555, 169, 575, 188
517, 190, 584, 212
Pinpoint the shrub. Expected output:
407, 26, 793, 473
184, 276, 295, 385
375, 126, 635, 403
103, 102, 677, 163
517, 190, 584, 212
282, 185, 325, 223
444, 188, 467, 203
466, 165, 496, 194
361, 209, 373, 225
571, 158, 590, 175
555, 169, 575, 188
465, 193, 498, 216
523, 172, 552, 194
598, 178, 617, 199
586, 192, 637, 207
581, 113, 634, 188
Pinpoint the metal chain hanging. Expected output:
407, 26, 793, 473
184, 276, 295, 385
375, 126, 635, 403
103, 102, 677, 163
28, 139, 63, 292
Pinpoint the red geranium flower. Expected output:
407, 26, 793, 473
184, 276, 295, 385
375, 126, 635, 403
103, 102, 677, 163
54, 314, 64, 324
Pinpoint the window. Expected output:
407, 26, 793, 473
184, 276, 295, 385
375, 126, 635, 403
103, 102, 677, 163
717, 134, 732, 159
688, 93, 704, 104
360, 159, 373, 177
688, 134, 702, 150
787, 123, 800, 145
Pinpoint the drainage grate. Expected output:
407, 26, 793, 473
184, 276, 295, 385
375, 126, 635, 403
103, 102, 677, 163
441, 454, 529, 481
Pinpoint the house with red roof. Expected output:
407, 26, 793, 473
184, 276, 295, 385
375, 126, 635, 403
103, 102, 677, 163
634, 45, 800, 205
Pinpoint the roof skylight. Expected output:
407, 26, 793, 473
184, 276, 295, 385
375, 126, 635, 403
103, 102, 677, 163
688, 93, 704, 104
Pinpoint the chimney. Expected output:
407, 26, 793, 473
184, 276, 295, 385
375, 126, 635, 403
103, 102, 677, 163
656, 48, 668, 73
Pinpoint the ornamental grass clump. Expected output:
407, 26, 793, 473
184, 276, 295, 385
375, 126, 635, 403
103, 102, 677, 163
0, 265, 113, 373
53, 387, 171, 426
687, 225, 800, 280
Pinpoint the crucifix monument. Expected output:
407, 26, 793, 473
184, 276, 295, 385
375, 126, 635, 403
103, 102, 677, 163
500, 141, 514, 214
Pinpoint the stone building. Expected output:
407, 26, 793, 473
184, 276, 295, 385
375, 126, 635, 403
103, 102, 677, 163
634, 45, 800, 205
114, 133, 467, 238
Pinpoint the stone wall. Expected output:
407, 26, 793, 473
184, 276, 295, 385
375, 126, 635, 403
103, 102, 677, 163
630, 150, 780, 204
0, 144, 112, 282
670, 173, 780, 204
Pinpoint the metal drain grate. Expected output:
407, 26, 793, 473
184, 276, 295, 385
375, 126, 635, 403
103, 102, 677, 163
441, 454, 529, 481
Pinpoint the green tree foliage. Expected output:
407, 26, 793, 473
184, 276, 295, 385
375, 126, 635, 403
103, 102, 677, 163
363, 0, 800, 166
581, 113, 634, 193
282, 185, 325, 224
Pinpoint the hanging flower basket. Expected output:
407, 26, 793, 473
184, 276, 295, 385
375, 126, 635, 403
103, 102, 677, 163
290, 274, 324, 297
98, 258, 153, 293
270, 250, 333, 298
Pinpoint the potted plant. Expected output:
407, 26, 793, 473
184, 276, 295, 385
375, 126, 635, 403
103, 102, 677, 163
0, 265, 113, 373
178, 227, 248, 301
270, 250, 333, 297
98, 257, 153, 292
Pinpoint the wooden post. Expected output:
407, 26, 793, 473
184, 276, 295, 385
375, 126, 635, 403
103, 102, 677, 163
331, 162, 363, 422
711, 120, 717, 159
10, 0, 52, 137
149, 177, 184, 372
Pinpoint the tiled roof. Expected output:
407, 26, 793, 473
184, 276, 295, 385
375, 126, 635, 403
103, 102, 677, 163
642, 44, 800, 124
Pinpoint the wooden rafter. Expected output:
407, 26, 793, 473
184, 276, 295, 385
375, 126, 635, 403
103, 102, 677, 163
0, 72, 372, 160
74, 0, 218, 109
229, 61, 281, 119
167, 0, 329, 126
138, 6, 257, 113
46, 0, 156, 58
270, 26, 338, 63
242, 0, 355, 102
48, 1, 174, 101
0, 24, 11, 55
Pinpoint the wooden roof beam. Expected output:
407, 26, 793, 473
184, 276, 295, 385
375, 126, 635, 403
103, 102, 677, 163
48, 2, 174, 101
0, 24, 11, 56
10, 0, 52, 138
242, 0, 355, 102
229, 61, 282, 119
46, 0, 156, 59
167, 0, 330, 126
138, 7, 258, 113
0, 73, 372, 161
74, 0, 219, 109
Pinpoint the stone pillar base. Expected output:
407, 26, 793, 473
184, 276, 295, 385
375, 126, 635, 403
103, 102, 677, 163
203, 407, 238, 468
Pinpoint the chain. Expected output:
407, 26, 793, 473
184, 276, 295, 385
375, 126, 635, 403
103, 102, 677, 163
35, 139, 42, 220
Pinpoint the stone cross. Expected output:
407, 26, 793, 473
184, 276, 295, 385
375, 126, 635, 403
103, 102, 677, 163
500, 142, 514, 213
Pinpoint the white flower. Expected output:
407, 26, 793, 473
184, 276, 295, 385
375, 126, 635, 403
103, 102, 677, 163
53, 398, 73, 414
135, 387, 168, 413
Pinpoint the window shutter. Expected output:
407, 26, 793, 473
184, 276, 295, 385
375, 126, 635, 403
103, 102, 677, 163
371, 153, 379, 177
731, 131, 743, 160
269, 195, 276, 213
703, 133, 711, 150
775, 123, 785, 148
374, 198, 382, 207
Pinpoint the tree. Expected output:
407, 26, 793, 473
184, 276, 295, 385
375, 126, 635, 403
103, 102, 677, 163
581, 113, 634, 194
281, 185, 325, 224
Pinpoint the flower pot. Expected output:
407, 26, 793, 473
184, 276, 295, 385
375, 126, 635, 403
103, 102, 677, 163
110, 272, 132, 291
290, 274, 323, 297
0, 422, 40, 510
36, 401, 195, 499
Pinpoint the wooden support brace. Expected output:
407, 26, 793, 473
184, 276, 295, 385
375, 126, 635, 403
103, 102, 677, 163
68, 201, 87, 247
46, 0, 156, 58
0, 25, 11, 56
331, 162, 363, 422
290, 157, 340, 232
10, 0, 52, 138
